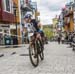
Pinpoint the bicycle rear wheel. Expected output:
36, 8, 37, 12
29, 42, 39, 67
39, 40, 44, 60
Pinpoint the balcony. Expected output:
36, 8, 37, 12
63, 9, 73, 17
21, 3, 32, 11
1, 11, 15, 24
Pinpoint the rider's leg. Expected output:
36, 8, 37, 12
36, 32, 44, 49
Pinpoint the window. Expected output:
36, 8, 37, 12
20, 0, 24, 5
21, 0, 26, 5
3, 0, 12, 12
5, 0, 10, 12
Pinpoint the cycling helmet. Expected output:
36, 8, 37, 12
24, 14, 32, 19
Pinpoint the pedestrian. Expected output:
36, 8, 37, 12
57, 34, 61, 44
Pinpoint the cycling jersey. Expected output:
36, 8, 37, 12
24, 23, 35, 32
31, 19, 39, 31
24, 22, 35, 41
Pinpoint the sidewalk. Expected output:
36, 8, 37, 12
0, 44, 28, 58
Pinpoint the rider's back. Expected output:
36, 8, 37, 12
31, 19, 39, 31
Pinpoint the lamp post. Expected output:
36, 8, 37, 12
13, 4, 18, 45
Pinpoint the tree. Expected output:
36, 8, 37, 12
43, 25, 53, 39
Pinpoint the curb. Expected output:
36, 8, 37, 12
0, 44, 25, 49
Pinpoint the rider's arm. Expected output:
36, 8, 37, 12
24, 27, 28, 33
37, 22, 42, 30
24, 23, 28, 33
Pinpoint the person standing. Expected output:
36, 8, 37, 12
57, 34, 61, 44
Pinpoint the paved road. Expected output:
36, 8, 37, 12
0, 42, 75, 74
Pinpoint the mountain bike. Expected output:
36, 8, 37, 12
29, 38, 44, 67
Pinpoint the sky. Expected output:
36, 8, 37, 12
31, 0, 69, 25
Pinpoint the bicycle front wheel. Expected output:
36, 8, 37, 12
29, 42, 39, 67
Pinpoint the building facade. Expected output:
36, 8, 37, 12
52, 16, 59, 37
20, 0, 32, 43
0, 0, 21, 45
20, 0, 40, 43
62, 2, 74, 33
12, 0, 22, 44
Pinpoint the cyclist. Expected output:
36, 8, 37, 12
23, 14, 44, 46
24, 14, 34, 42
